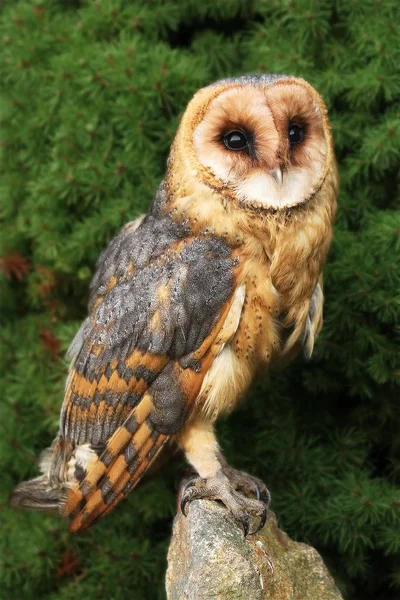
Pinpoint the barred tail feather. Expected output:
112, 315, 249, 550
10, 475, 65, 511
10, 438, 71, 513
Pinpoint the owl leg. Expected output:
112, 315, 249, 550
177, 419, 269, 536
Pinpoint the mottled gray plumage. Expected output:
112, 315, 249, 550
61, 194, 236, 445
208, 73, 287, 89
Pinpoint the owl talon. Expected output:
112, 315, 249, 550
259, 487, 271, 506
180, 475, 198, 516
180, 496, 189, 517
179, 470, 269, 536
253, 482, 260, 501
240, 513, 251, 537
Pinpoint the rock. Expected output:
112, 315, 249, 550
166, 500, 343, 600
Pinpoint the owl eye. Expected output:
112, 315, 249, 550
223, 130, 248, 151
288, 123, 304, 145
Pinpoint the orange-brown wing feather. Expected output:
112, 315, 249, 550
65, 295, 235, 532
58, 208, 240, 531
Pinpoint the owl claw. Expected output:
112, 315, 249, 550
180, 475, 198, 516
253, 482, 260, 501
180, 495, 189, 517
179, 470, 270, 537
241, 513, 251, 537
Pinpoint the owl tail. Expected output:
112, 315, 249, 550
10, 475, 63, 511
10, 439, 69, 512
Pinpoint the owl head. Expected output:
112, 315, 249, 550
169, 75, 335, 212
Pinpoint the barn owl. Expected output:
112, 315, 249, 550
11, 74, 338, 536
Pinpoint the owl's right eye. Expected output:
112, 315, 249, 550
223, 130, 248, 151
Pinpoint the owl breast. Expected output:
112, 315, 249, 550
233, 263, 282, 366
198, 255, 281, 421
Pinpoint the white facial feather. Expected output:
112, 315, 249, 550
235, 163, 325, 209
193, 83, 328, 210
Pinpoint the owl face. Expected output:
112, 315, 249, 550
183, 77, 331, 211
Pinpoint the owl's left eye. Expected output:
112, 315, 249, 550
223, 130, 248, 151
288, 123, 304, 145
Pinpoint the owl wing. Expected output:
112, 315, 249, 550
62, 213, 240, 532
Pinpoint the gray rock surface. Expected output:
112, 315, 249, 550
166, 500, 343, 600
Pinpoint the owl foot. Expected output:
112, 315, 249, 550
219, 463, 271, 506
179, 470, 270, 536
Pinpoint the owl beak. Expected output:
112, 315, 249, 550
271, 167, 283, 185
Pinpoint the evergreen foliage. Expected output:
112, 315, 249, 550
1, 1, 399, 598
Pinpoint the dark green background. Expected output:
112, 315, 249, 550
1, 1, 399, 598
